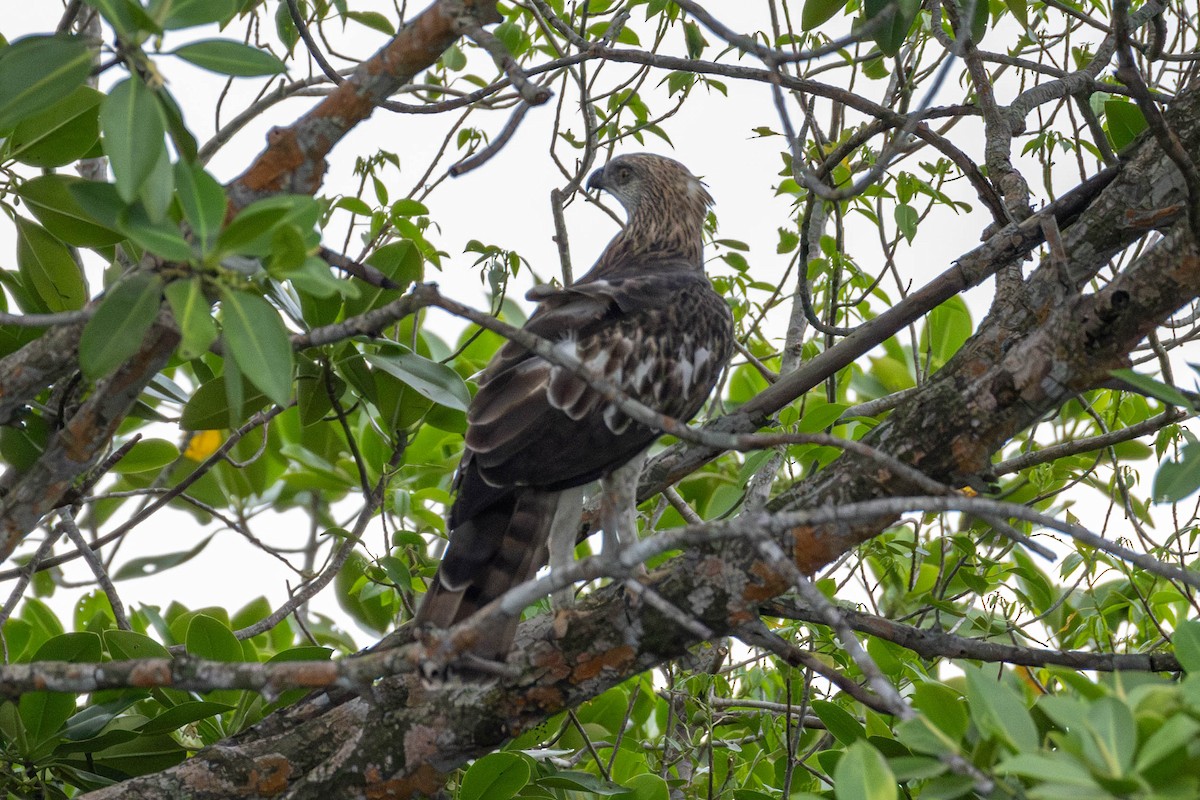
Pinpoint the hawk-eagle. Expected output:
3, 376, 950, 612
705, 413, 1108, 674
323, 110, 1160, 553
414, 154, 734, 657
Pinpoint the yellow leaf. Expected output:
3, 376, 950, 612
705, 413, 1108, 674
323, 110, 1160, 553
184, 429, 223, 461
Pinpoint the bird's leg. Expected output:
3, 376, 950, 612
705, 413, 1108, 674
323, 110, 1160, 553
547, 485, 585, 608
599, 453, 647, 577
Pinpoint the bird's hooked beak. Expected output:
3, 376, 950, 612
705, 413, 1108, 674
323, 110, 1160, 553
586, 166, 606, 192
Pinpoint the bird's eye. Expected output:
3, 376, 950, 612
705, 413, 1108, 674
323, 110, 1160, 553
614, 165, 632, 184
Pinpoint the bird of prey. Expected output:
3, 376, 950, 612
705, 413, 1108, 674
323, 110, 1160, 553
413, 154, 734, 658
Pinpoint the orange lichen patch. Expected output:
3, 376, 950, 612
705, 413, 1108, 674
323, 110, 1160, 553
744, 561, 789, 602
530, 646, 571, 683
525, 686, 567, 711
572, 645, 636, 681
790, 525, 831, 573
365, 764, 445, 799
246, 754, 291, 796
238, 127, 307, 194
129, 660, 174, 688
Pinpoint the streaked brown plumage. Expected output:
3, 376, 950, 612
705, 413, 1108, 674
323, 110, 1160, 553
413, 154, 734, 658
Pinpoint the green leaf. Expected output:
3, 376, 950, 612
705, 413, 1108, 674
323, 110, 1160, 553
157, 0, 238, 29
103, 629, 171, 660
802, 0, 848, 30
139, 701, 234, 735
964, 664, 1039, 751
833, 740, 897, 800
69, 179, 128, 231
174, 162, 227, 253
1110, 368, 1195, 409
7, 85, 102, 167
219, 288, 294, 407
1154, 441, 1200, 503
116, 203, 192, 261
19, 633, 103, 745
164, 278, 219, 360
79, 272, 164, 380
459, 752, 531, 800
1174, 619, 1200, 673
172, 39, 287, 76
100, 77, 168, 202
894, 202, 918, 244
0, 35, 92, 131
920, 295, 973, 364
112, 535, 215, 580
811, 700, 866, 745
1105, 99, 1148, 151
537, 771, 629, 794
185, 614, 243, 661
112, 438, 179, 474
179, 373, 268, 430
17, 174, 124, 248
365, 350, 470, 411
864, 0, 920, 57
15, 217, 88, 312
1082, 697, 1136, 776
347, 10, 395, 34
217, 195, 321, 257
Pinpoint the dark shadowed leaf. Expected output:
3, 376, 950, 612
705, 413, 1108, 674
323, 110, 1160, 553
0, 35, 92, 131
219, 288, 294, 406
1105, 99, 1148, 151
172, 39, 287, 76
103, 629, 171, 660
139, 701, 235, 735
80, 272, 164, 380
19, 633, 103, 745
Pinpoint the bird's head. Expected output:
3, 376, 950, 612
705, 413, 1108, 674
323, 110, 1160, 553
586, 154, 713, 226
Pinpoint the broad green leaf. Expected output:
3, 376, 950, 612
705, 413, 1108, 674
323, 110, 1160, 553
112, 438, 179, 474
112, 535, 215, 580
139, 701, 234, 735
864, 0, 920, 57
173, 161, 227, 252
459, 752, 531, 800
1105, 99, 1148, 151
265, 646, 334, 663
69, 179, 128, 231
138, 142, 175, 222
0, 35, 92, 131
179, 373, 269, 430
15, 217, 87, 312
79, 272, 164, 380
220, 289, 294, 406
811, 700, 866, 745
7, 85, 102, 167
1082, 697, 1136, 776
18, 174, 124, 247
964, 665, 1039, 751
104, 629, 171, 660
999, 753, 1097, 786
19, 633, 103, 746
100, 77, 167, 202
164, 278, 219, 359
894, 203, 918, 244
185, 614, 243, 662
1174, 619, 1200, 673
1155, 443, 1200, 502
833, 740, 897, 800
920, 295, 973, 364
1135, 712, 1200, 770
802, 0, 848, 30
537, 771, 630, 794
172, 39, 287, 76
365, 350, 470, 411
1110, 368, 1195, 409
624, 773, 670, 800
156, 0, 238, 29
118, 203, 193, 261
217, 195, 321, 257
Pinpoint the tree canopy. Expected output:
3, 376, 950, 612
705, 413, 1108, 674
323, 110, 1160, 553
2, 0, 1200, 798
